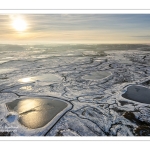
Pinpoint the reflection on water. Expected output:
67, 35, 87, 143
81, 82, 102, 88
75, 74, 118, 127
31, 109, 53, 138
122, 85, 150, 104
82, 71, 111, 80
18, 74, 62, 83
18, 77, 34, 83
20, 86, 32, 91
6, 97, 68, 129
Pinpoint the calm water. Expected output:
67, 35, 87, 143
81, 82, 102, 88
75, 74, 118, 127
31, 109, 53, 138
122, 85, 150, 104
18, 74, 62, 83
6, 97, 68, 129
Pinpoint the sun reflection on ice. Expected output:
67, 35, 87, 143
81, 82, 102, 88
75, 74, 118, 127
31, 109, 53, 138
18, 77, 34, 83
6, 98, 69, 129
20, 86, 32, 91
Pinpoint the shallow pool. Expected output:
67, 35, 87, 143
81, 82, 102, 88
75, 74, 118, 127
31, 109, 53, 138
18, 74, 62, 83
6, 97, 69, 129
122, 85, 150, 104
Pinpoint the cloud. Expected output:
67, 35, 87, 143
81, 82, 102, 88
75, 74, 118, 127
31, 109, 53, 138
1, 14, 150, 43
130, 35, 150, 38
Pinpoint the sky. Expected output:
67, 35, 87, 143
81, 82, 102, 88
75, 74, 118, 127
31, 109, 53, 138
1, 14, 150, 44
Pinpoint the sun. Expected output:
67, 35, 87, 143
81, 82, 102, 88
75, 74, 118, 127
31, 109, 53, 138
12, 17, 27, 32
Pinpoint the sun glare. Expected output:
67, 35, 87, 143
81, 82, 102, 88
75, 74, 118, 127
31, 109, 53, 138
12, 18, 27, 32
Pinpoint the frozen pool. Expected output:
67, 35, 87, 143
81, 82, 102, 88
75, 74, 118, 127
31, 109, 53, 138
18, 74, 62, 83
82, 71, 112, 80
6, 97, 70, 129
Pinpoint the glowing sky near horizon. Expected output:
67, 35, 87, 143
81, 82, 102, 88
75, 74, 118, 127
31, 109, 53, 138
1, 14, 150, 44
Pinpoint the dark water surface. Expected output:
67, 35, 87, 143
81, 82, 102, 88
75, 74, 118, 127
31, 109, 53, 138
122, 85, 150, 104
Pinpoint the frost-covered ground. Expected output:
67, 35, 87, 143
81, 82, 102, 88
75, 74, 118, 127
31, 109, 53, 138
0, 44, 150, 136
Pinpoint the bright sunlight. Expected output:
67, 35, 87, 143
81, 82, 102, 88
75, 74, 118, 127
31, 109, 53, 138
12, 17, 27, 32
